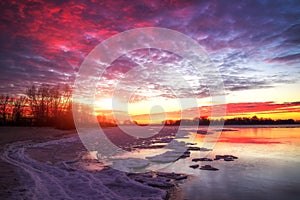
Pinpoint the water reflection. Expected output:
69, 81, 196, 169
170, 127, 300, 200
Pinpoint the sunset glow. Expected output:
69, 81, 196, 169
1, 2, 300, 199
0, 0, 299, 123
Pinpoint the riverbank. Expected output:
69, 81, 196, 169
0, 127, 76, 199
0, 127, 185, 200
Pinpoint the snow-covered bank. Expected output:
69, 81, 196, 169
0, 134, 184, 200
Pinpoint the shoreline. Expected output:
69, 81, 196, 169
0, 127, 186, 200
2, 125, 299, 199
0, 127, 76, 199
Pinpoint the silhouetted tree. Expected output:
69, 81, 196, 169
162, 116, 298, 126
0, 95, 9, 125
12, 96, 26, 125
24, 84, 75, 128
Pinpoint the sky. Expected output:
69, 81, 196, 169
0, 0, 300, 121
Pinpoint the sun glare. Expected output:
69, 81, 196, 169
95, 98, 113, 110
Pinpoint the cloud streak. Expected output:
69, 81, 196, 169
0, 0, 299, 101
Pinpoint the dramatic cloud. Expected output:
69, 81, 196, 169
268, 53, 300, 63
126, 101, 300, 122
0, 0, 299, 101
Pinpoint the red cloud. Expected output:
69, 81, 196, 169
132, 101, 300, 120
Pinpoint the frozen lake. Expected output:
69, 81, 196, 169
77, 125, 300, 199
169, 126, 300, 200
1, 126, 299, 199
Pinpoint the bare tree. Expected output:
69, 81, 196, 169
26, 85, 38, 120
0, 95, 10, 124
55, 84, 75, 129
25, 84, 75, 128
12, 96, 26, 125
49, 84, 61, 121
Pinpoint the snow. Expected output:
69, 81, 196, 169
0, 135, 169, 200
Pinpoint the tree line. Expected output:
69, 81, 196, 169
0, 84, 75, 129
1, 85, 299, 129
163, 115, 299, 126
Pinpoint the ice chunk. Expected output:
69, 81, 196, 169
112, 158, 150, 172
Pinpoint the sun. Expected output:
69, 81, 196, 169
95, 98, 113, 110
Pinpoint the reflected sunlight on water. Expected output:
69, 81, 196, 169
170, 126, 300, 200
